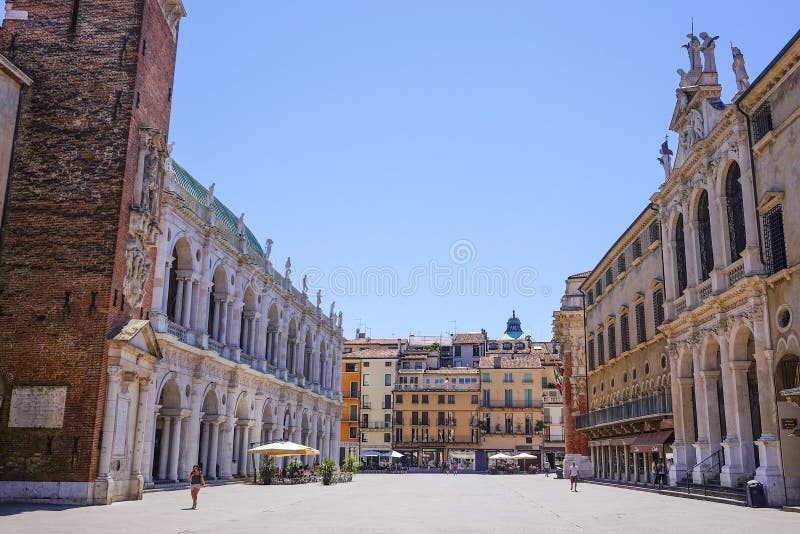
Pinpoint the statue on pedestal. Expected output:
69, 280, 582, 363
657, 138, 673, 181
284, 257, 292, 282
699, 32, 719, 73
732, 47, 750, 92
264, 238, 273, 263
683, 33, 702, 73
316, 289, 322, 309
205, 183, 215, 207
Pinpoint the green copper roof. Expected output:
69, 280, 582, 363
171, 160, 264, 256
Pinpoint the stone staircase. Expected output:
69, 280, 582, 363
144, 477, 249, 493
585, 478, 747, 507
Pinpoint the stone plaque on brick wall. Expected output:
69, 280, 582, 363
8, 386, 68, 428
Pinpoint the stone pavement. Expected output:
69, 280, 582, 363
0, 474, 797, 534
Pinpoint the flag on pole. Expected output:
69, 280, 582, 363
553, 363, 564, 393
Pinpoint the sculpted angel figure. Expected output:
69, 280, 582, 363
264, 238, 273, 262
316, 289, 322, 308
683, 33, 702, 72
302, 274, 308, 295
699, 32, 719, 73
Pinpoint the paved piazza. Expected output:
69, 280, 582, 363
1, 475, 797, 534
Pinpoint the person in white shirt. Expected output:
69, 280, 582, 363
569, 461, 580, 492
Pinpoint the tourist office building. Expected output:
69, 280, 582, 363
555, 29, 800, 506
0, 2, 344, 505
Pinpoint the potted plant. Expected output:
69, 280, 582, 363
344, 454, 358, 474
259, 456, 276, 485
320, 459, 337, 485
534, 420, 544, 434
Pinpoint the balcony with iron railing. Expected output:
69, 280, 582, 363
361, 401, 372, 409
481, 399, 543, 409
575, 392, 672, 430
394, 383, 480, 392
361, 421, 392, 430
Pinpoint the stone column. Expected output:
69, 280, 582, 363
189, 280, 200, 330
623, 445, 630, 482
131, 377, 153, 490
97, 366, 123, 481
720, 360, 755, 487
167, 415, 183, 482
232, 425, 240, 475
208, 421, 220, 479
212, 298, 222, 340
239, 425, 251, 476
182, 277, 194, 328
160, 260, 173, 314
710, 194, 729, 292
199, 421, 210, 473
684, 219, 700, 288
174, 279, 185, 324
242, 317, 251, 353
670, 375, 697, 484
157, 415, 170, 480
738, 168, 764, 274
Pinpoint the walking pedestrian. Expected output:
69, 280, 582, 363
543, 459, 550, 478
656, 459, 666, 488
650, 459, 658, 487
189, 464, 206, 510
569, 461, 580, 492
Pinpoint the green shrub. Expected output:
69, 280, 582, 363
260, 457, 275, 485
344, 455, 358, 474
320, 459, 337, 485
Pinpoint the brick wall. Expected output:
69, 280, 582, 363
0, 0, 178, 483
563, 350, 589, 456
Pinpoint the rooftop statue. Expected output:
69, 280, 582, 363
732, 46, 750, 92
683, 33, 702, 73
657, 138, 673, 181
205, 183, 215, 207
699, 32, 719, 73
264, 238, 273, 262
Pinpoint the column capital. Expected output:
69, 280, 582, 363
138, 375, 153, 389
727, 360, 752, 372
108, 365, 124, 381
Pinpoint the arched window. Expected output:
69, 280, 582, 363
726, 162, 746, 262
675, 215, 688, 294
166, 250, 178, 321
697, 191, 714, 280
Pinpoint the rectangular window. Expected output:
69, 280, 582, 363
753, 102, 774, 142
385, 361, 392, 366
523, 372, 532, 383
588, 338, 595, 371
605, 269, 614, 285
349, 405, 357, 421
362, 374, 370, 386
587, 290, 594, 306
396, 411, 403, 425
455, 345, 462, 357
384, 394, 392, 409
608, 324, 617, 359
524, 389, 533, 408
384, 413, 392, 427
504, 389, 513, 408
385, 373, 392, 386
361, 433, 368, 442
421, 412, 429, 425
481, 372, 491, 382
471, 394, 478, 404
632, 238, 642, 258
763, 205, 787, 275
349, 427, 357, 438
395, 428, 403, 443
421, 395, 429, 404
349, 381, 358, 398
447, 395, 455, 404
363, 361, 369, 367
384, 433, 391, 443
482, 389, 490, 407
361, 413, 369, 427
595, 280, 603, 297
653, 290, 665, 327
396, 394, 403, 404
437, 412, 445, 425
504, 372, 513, 383
620, 313, 631, 353
635, 302, 647, 344
649, 220, 661, 244
411, 412, 419, 425
617, 254, 626, 274
345, 363, 358, 372
438, 394, 445, 404
412, 394, 419, 404
473, 345, 480, 357
597, 332, 605, 366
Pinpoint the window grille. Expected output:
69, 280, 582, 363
632, 238, 642, 258
725, 162, 747, 262
675, 215, 688, 294
608, 324, 617, 359
697, 190, 714, 281
752, 102, 773, 143
762, 204, 787, 275
635, 302, 646, 345
587, 290, 594, 306
597, 332, 605, 366
653, 290, 665, 327
605, 269, 614, 285
620, 313, 630, 352
617, 254, 626, 274
588, 339, 595, 371
649, 221, 661, 245
595, 281, 603, 298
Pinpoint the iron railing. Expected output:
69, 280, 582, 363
576, 392, 672, 429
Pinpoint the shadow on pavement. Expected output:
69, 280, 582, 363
0, 503, 81, 516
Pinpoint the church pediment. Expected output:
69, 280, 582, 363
108, 319, 163, 359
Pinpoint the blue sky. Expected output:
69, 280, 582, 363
169, 1, 797, 340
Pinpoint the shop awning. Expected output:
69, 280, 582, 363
630, 431, 673, 453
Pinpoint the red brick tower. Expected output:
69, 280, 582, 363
0, 1, 184, 503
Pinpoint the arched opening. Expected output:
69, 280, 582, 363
265, 304, 280, 367
239, 286, 257, 355
166, 238, 193, 323
207, 266, 229, 344
153, 379, 182, 481
286, 318, 298, 375
301, 411, 311, 446
318, 340, 327, 387
303, 330, 313, 380
198, 390, 220, 478
233, 395, 252, 477
696, 190, 714, 281
731, 326, 762, 471
725, 162, 746, 263
675, 214, 688, 294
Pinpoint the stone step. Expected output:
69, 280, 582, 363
585, 479, 747, 507
145, 478, 249, 493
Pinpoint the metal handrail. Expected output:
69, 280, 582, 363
685, 449, 724, 496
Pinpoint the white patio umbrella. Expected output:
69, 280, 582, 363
488, 453, 512, 460
388, 451, 404, 458
512, 452, 538, 472
248, 441, 320, 457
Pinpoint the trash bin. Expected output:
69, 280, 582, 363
555, 467, 564, 480
745, 479, 765, 508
